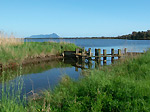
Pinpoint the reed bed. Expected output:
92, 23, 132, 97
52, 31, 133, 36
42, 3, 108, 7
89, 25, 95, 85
28, 51, 150, 111
0, 50, 150, 111
0, 32, 23, 46
0, 33, 79, 65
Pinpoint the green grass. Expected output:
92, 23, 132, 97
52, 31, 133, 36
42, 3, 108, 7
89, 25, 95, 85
28, 51, 150, 112
1, 51, 150, 111
0, 42, 79, 65
0, 71, 27, 112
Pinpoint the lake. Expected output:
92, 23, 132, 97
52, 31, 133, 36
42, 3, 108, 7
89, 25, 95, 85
1, 39, 150, 95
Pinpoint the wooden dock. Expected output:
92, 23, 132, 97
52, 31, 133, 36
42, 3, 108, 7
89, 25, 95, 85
63, 48, 145, 71
64, 48, 143, 62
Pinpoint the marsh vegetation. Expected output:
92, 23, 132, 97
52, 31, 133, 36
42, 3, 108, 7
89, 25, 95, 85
0, 33, 79, 66
0, 51, 150, 111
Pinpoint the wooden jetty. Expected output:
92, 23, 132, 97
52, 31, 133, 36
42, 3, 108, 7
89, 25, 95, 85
63, 48, 145, 71
64, 48, 143, 62
0, 48, 144, 73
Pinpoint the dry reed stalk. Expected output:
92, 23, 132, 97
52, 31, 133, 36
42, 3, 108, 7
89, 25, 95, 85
0, 32, 23, 46
59, 40, 71, 44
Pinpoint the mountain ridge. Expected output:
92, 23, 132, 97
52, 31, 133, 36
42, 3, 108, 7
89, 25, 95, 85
27, 33, 60, 38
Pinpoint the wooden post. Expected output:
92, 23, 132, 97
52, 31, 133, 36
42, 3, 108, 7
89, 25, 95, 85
111, 48, 114, 61
81, 48, 86, 62
103, 49, 107, 63
88, 60, 92, 69
82, 47, 85, 53
98, 49, 101, 60
82, 47, 85, 55
103, 61, 107, 66
95, 49, 98, 60
124, 48, 127, 54
118, 49, 121, 59
88, 48, 92, 57
76, 48, 80, 59
95, 61, 98, 69
88, 48, 92, 60
75, 67, 78, 72
76, 48, 80, 54
81, 59, 85, 69
95, 61, 100, 69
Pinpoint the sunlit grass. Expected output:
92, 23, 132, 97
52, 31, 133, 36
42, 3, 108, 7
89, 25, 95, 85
1, 31, 150, 111
0, 68, 27, 112
0, 51, 150, 111
0, 39, 79, 66
28, 51, 150, 111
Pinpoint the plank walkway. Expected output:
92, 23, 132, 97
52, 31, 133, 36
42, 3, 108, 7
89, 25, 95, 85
64, 48, 144, 62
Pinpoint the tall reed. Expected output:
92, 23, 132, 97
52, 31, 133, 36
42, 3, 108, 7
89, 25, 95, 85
0, 32, 23, 46
28, 51, 150, 111
0, 67, 27, 112
0, 32, 79, 65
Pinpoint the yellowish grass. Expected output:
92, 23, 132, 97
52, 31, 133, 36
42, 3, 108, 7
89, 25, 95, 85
0, 32, 23, 46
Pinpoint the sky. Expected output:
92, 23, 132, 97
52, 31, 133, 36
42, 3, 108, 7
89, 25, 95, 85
0, 0, 150, 38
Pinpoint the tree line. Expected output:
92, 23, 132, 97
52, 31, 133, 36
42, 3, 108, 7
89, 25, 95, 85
90, 30, 150, 40
117, 30, 150, 40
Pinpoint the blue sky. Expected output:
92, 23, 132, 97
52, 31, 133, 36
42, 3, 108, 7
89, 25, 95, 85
0, 0, 150, 38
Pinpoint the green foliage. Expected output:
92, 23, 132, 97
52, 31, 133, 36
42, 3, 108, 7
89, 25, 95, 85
0, 42, 79, 65
118, 30, 150, 40
28, 52, 150, 111
0, 70, 27, 112
1, 51, 150, 111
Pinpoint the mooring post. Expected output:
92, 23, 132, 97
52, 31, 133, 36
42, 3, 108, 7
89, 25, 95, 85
88, 48, 92, 60
81, 47, 85, 62
82, 47, 85, 56
98, 49, 101, 60
124, 48, 127, 55
95, 61, 98, 69
103, 49, 107, 63
111, 48, 114, 61
95, 61, 100, 69
95, 49, 98, 60
118, 49, 121, 59
88, 60, 92, 69
75, 67, 78, 72
81, 59, 85, 69
103, 61, 107, 66
82, 47, 85, 54
88, 48, 92, 56
76, 48, 80, 59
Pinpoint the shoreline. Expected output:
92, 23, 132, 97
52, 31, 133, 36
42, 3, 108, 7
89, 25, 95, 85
0, 41, 79, 70
1, 55, 63, 70
24, 37, 150, 40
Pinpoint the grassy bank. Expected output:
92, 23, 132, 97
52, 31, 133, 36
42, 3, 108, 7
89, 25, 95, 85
0, 41, 79, 65
0, 60, 72, 83
1, 51, 150, 111
28, 51, 150, 111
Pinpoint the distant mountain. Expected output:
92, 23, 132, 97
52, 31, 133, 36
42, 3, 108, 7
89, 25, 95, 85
28, 33, 60, 38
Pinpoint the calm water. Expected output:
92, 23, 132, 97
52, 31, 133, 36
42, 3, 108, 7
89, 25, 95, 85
1, 39, 150, 95
25, 38, 150, 52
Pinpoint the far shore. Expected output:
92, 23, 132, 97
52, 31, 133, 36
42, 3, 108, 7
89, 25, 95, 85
24, 37, 150, 40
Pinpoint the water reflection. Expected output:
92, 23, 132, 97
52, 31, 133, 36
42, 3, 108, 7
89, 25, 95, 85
64, 56, 118, 71
1, 38, 150, 97
0, 56, 119, 95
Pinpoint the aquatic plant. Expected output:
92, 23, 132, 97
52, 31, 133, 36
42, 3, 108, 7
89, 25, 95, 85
28, 51, 150, 111
0, 68, 27, 112
0, 46, 150, 111
0, 41, 79, 65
